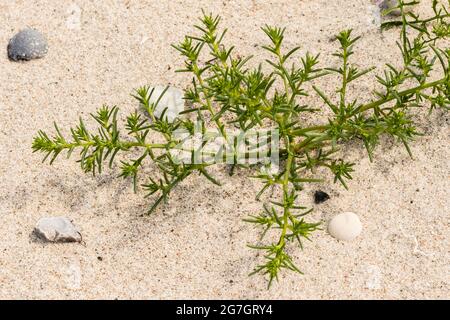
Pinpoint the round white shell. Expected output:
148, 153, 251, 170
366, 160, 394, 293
328, 212, 362, 241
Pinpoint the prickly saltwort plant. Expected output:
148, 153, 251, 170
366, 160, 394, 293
32, 1, 449, 288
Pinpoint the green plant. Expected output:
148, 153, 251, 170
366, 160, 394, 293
32, 1, 449, 288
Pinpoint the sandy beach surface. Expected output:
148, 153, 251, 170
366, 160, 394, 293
0, 0, 449, 299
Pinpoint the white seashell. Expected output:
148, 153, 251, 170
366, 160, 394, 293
328, 211, 362, 241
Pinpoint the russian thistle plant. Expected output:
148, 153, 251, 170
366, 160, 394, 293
32, 0, 449, 288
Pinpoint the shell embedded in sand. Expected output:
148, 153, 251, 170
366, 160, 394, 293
7, 28, 48, 61
147, 85, 184, 123
328, 212, 362, 241
34, 217, 82, 243
379, 0, 413, 16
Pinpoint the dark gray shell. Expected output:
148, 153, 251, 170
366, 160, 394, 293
7, 28, 48, 61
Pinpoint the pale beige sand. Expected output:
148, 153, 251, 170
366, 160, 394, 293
0, 0, 448, 299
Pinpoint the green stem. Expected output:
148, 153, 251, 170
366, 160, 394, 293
340, 46, 348, 111
58, 141, 168, 151
291, 125, 328, 136
352, 78, 446, 115
278, 138, 294, 246
193, 64, 228, 139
